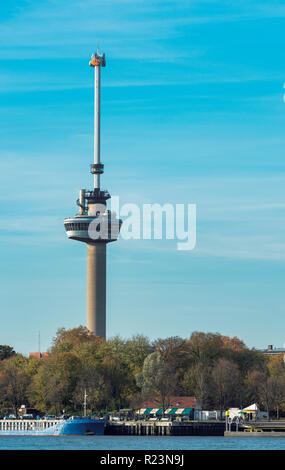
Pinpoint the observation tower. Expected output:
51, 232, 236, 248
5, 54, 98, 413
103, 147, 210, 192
64, 50, 122, 338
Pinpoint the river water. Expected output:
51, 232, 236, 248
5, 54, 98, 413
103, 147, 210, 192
0, 435, 285, 450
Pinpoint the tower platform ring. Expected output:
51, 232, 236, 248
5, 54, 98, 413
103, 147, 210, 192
64, 214, 122, 244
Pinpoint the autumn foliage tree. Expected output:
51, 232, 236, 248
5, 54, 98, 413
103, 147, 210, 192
0, 328, 283, 418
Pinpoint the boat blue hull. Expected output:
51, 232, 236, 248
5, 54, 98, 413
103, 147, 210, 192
0, 418, 106, 436
59, 418, 106, 435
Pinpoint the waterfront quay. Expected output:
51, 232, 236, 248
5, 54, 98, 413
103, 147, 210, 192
0, 419, 226, 436
225, 420, 285, 437
106, 420, 226, 436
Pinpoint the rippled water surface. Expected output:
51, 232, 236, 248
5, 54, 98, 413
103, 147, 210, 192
0, 435, 285, 450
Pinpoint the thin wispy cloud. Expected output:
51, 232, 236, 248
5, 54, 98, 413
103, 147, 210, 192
1, 0, 285, 60
1, 0, 285, 353
196, 236, 285, 262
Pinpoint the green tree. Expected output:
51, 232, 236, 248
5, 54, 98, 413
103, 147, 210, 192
29, 352, 82, 415
183, 363, 213, 409
137, 352, 176, 414
211, 358, 242, 412
246, 368, 272, 419
0, 355, 30, 414
124, 335, 153, 375
72, 366, 108, 414
0, 345, 16, 361
185, 332, 224, 367
153, 336, 189, 394
52, 326, 104, 351
267, 376, 285, 419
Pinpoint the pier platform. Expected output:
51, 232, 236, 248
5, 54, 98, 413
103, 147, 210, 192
106, 420, 226, 436
225, 420, 285, 437
225, 431, 285, 437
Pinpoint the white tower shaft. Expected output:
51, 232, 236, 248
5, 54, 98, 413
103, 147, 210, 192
94, 63, 101, 189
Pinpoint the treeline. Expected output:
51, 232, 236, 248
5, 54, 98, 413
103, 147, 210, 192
0, 327, 284, 418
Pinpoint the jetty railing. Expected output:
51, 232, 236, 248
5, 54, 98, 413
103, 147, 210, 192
0, 419, 60, 432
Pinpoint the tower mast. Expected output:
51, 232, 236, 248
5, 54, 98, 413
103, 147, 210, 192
89, 51, 105, 191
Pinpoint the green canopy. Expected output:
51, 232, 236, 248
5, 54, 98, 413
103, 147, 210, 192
144, 408, 153, 414
181, 408, 193, 415
168, 408, 178, 414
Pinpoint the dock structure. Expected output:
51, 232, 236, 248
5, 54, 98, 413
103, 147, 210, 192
225, 420, 285, 437
225, 431, 285, 437
106, 420, 226, 436
0, 419, 60, 432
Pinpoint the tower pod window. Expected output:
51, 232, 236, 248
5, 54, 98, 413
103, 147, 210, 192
65, 223, 90, 231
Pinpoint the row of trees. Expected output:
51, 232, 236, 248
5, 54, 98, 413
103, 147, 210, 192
0, 327, 284, 418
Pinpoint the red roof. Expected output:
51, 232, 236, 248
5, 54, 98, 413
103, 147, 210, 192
141, 396, 196, 409
29, 352, 41, 359
29, 352, 49, 359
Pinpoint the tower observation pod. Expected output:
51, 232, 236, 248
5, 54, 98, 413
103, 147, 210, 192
64, 51, 122, 338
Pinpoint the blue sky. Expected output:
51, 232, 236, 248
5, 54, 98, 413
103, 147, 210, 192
1, 0, 285, 355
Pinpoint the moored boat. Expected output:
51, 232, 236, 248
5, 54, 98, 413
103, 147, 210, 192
58, 416, 106, 435
0, 416, 106, 436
